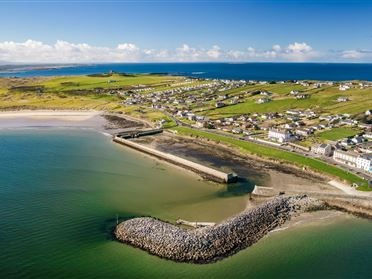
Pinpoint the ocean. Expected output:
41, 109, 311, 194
1, 63, 372, 81
0, 129, 371, 278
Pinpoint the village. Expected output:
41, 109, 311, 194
112, 76, 372, 179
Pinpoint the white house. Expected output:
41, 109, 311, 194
333, 150, 359, 167
256, 98, 271, 104
337, 97, 349, 102
311, 143, 333, 156
268, 129, 294, 143
356, 154, 372, 173
339, 84, 351, 91
363, 132, 372, 139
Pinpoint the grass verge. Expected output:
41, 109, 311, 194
172, 126, 370, 191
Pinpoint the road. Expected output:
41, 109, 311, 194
164, 111, 372, 182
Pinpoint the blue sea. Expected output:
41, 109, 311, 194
1, 63, 372, 81
1, 129, 371, 279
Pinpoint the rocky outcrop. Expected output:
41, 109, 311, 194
115, 195, 325, 263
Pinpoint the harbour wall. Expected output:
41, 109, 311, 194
115, 195, 325, 264
113, 136, 237, 183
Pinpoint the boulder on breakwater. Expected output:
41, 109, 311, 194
114, 195, 325, 263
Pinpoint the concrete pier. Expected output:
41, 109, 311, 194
113, 136, 238, 183
116, 128, 163, 139
176, 219, 216, 228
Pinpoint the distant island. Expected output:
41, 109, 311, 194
0, 63, 81, 74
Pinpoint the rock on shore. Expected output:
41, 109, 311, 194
114, 195, 325, 263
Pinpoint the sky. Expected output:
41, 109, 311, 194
0, 0, 371, 63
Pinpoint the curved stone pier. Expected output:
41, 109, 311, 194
115, 195, 325, 263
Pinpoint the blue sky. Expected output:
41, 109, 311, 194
0, 0, 371, 63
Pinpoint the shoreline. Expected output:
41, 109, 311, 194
1, 110, 371, 264
1, 109, 370, 197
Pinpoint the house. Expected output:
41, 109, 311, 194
357, 141, 372, 153
337, 97, 349, 102
232, 128, 242, 134
363, 132, 372, 140
215, 101, 225, 108
268, 129, 294, 143
296, 94, 310, 99
339, 84, 351, 91
356, 154, 372, 172
290, 90, 299, 95
256, 98, 271, 104
311, 144, 333, 156
296, 128, 312, 137
260, 91, 272, 96
333, 150, 359, 167
286, 110, 301, 116
195, 120, 206, 128
340, 119, 357, 126
351, 136, 364, 145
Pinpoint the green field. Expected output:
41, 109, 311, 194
0, 74, 179, 120
201, 84, 372, 118
171, 126, 369, 190
318, 127, 361, 141
38, 74, 182, 91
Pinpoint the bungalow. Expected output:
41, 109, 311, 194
290, 90, 300, 95
340, 119, 358, 126
215, 101, 226, 108
260, 91, 273, 96
339, 84, 351, 91
337, 97, 349, 102
195, 120, 207, 128
256, 98, 271, 104
296, 128, 313, 137
363, 132, 372, 139
286, 109, 301, 116
232, 128, 243, 134
296, 94, 310, 99
351, 136, 364, 145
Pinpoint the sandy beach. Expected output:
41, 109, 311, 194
0, 110, 105, 129
0, 110, 147, 133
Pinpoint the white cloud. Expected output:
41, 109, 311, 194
272, 44, 281, 52
341, 49, 372, 60
117, 43, 138, 51
0, 39, 368, 63
206, 45, 222, 59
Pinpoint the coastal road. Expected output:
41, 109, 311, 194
164, 112, 371, 186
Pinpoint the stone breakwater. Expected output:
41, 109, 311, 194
115, 195, 325, 263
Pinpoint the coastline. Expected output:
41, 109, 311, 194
1, 109, 370, 199
1, 110, 371, 265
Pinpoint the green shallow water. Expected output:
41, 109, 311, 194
0, 129, 371, 279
